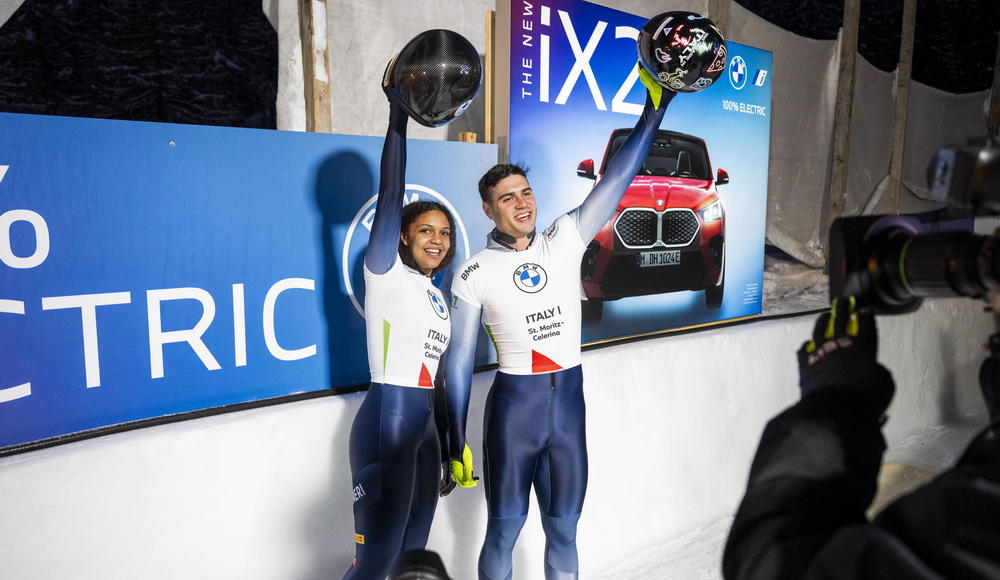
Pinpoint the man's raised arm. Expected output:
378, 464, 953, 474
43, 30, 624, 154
574, 70, 673, 242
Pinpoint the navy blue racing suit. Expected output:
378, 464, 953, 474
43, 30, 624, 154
344, 104, 449, 579
446, 92, 671, 580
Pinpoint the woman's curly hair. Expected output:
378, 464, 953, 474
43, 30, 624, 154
397, 200, 457, 276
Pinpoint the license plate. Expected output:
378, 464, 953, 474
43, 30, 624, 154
638, 250, 680, 267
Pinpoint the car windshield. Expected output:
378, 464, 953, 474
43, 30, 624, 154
604, 132, 711, 180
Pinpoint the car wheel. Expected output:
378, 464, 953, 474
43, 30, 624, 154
704, 276, 724, 309
581, 299, 604, 325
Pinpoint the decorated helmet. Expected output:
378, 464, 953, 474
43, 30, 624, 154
637, 12, 727, 93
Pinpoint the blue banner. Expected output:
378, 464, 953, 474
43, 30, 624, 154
508, 0, 772, 341
0, 113, 497, 450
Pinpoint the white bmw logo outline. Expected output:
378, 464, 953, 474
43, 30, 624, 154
427, 290, 449, 320
513, 263, 547, 293
729, 55, 747, 90
342, 184, 471, 318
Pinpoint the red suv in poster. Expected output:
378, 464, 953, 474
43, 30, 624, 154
578, 128, 728, 322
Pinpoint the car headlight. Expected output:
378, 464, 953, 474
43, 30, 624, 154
698, 200, 723, 222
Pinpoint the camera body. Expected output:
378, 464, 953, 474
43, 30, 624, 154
926, 140, 1000, 213
829, 140, 1000, 314
390, 549, 451, 580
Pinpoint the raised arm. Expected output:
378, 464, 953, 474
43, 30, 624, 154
443, 295, 482, 487
575, 71, 673, 242
364, 103, 409, 275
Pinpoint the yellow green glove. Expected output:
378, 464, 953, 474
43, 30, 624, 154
637, 64, 665, 110
449, 442, 479, 488
796, 296, 892, 416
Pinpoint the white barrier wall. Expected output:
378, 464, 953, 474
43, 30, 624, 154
0, 298, 990, 579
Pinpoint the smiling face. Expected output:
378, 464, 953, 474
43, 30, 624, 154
401, 210, 452, 276
483, 173, 537, 244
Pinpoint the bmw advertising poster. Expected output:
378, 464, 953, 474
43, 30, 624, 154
505, 0, 772, 343
0, 113, 496, 451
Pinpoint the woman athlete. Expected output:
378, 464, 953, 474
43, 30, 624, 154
343, 99, 457, 579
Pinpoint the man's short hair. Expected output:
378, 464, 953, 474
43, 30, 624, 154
478, 163, 529, 203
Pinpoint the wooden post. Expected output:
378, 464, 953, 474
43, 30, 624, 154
494, 0, 512, 162
707, 0, 731, 38
485, 10, 496, 144
298, 0, 332, 133
887, 0, 917, 214
827, 0, 860, 235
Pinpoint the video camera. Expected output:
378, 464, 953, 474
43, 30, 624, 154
829, 139, 1000, 313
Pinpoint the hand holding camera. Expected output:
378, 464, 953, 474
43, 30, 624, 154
797, 297, 895, 419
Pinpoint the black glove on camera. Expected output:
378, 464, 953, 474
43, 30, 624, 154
797, 297, 895, 419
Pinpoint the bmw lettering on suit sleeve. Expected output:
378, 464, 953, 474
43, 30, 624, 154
364, 260, 450, 388
451, 214, 586, 374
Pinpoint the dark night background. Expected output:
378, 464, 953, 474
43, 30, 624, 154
0, 0, 277, 128
0, 1, 995, 128
736, 0, 998, 94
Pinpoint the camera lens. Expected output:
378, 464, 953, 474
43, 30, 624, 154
830, 215, 997, 314
894, 232, 989, 299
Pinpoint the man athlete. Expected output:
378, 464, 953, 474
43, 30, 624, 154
445, 70, 674, 579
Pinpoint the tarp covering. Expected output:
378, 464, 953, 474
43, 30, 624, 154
726, 2, 989, 265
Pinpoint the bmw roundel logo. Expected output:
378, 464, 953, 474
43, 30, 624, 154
427, 290, 449, 320
729, 55, 747, 90
513, 263, 547, 293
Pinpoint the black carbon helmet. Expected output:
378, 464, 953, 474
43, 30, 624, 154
637, 12, 727, 93
383, 30, 482, 127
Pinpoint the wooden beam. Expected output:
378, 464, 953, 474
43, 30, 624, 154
494, 0, 512, 162
827, 0, 860, 234
707, 0, 731, 39
298, 0, 331, 133
485, 10, 496, 144
887, 0, 917, 214
988, 39, 1000, 139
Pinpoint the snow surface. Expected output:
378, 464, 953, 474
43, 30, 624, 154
593, 516, 733, 580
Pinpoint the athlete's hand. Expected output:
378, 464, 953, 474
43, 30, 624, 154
439, 460, 458, 496
449, 442, 480, 488
637, 63, 674, 110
